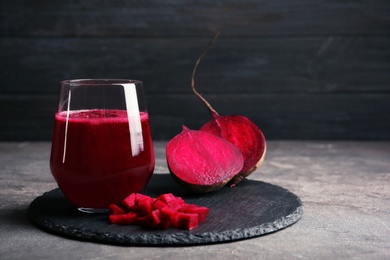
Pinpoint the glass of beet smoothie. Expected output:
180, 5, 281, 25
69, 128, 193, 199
50, 79, 155, 213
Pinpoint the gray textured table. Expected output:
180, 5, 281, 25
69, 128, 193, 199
1, 141, 389, 259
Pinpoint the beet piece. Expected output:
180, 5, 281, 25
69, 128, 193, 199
108, 204, 125, 215
159, 218, 173, 230
152, 199, 168, 210
157, 193, 185, 210
166, 126, 244, 193
135, 215, 149, 226
179, 204, 209, 223
134, 193, 154, 205
157, 193, 184, 204
190, 31, 266, 186
121, 193, 136, 209
137, 198, 154, 216
160, 207, 180, 228
108, 212, 137, 225
177, 212, 199, 230
147, 210, 163, 228
146, 209, 172, 229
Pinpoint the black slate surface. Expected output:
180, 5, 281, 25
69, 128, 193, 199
28, 173, 303, 246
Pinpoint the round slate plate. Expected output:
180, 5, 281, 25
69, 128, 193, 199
28, 173, 303, 246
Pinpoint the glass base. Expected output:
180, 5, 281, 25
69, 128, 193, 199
77, 207, 109, 214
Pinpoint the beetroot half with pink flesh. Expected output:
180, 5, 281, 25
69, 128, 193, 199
166, 126, 244, 193
191, 31, 266, 185
200, 113, 266, 185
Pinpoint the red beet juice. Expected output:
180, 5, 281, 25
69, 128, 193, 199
50, 109, 155, 209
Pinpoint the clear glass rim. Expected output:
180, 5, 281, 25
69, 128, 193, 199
61, 79, 142, 86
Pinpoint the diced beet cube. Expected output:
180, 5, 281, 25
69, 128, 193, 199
157, 193, 182, 204
177, 212, 199, 230
135, 193, 154, 205
108, 212, 137, 225
166, 200, 185, 211
156, 193, 173, 203
121, 193, 136, 209
147, 210, 163, 228
152, 200, 168, 210
160, 207, 180, 228
129, 194, 153, 215
138, 200, 154, 216
174, 197, 185, 205
129, 204, 141, 214
195, 207, 209, 223
135, 215, 149, 226
179, 204, 209, 223
158, 217, 172, 230
157, 193, 185, 210
108, 204, 125, 215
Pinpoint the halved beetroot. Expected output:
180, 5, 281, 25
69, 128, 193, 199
191, 31, 266, 186
200, 114, 266, 185
166, 126, 244, 193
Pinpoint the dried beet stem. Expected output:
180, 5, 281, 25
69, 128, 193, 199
191, 31, 221, 117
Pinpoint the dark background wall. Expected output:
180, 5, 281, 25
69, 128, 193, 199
1, 1, 389, 141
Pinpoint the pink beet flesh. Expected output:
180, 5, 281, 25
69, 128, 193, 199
166, 126, 244, 193
200, 115, 266, 175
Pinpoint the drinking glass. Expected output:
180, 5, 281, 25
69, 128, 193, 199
50, 79, 155, 213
